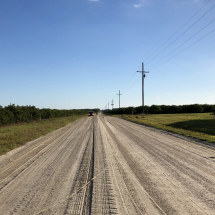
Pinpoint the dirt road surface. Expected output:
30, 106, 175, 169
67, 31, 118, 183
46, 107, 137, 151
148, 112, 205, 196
0, 114, 215, 215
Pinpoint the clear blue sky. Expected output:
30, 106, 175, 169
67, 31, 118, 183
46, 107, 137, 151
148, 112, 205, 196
1, 0, 215, 110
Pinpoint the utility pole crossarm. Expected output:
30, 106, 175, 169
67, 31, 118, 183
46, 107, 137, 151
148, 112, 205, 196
137, 62, 149, 114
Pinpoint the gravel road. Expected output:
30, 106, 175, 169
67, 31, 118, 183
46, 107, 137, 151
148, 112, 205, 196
0, 114, 215, 215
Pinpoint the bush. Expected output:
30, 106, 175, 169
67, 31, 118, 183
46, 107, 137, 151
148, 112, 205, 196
168, 105, 182, 114
181, 104, 204, 113
0, 104, 88, 126
0, 109, 15, 125
148, 105, 162, 114
103, 103, 215, 115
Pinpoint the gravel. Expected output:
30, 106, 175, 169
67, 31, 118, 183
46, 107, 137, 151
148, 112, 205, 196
0, 114, 215, 215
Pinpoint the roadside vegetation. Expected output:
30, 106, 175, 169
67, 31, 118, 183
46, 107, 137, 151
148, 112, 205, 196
104, 104, 215, 115
0, 104, 90, 126
116, 113, 215, 143
0, 115, 87, 156
0, 104, 101, 156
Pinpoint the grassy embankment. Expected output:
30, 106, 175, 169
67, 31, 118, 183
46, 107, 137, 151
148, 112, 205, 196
0, 115, 86, 156
117, 113, 215, 143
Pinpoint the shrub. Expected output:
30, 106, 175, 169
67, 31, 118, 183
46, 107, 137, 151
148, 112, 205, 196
148, 105, 162, 114
0, 105, 88, 126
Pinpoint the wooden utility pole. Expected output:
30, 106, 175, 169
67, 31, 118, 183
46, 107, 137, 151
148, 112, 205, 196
137, 62, 149, 114
117, 90, 122, 109
111, 99, 114, 110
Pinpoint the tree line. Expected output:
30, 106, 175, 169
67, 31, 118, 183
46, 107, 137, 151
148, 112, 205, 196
103, 104, 215, 115
0, 104, 91, 126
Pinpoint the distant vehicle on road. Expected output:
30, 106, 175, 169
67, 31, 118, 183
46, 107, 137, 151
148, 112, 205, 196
88, 111, 94, 116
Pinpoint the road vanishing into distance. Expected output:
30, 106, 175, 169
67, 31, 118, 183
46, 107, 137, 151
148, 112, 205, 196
0, 114, 215, 215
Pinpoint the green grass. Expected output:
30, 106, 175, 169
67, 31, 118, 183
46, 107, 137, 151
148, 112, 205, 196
116, 113, 215, 143
0, 115, 86, 156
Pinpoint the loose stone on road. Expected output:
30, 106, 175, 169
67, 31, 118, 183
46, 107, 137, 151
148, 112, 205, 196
0, 114, 215, 214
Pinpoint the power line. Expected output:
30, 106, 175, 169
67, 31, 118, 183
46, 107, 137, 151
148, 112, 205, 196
150, 27, 215, 71
124, 1, 214, 94
121, 72, 137, 92
145, 0, 211, 62
122, 76, 141, 94
147, 2, 215, 65
118, 23, 215, 98
148, 17, 215, 70
106, 1, 214, 107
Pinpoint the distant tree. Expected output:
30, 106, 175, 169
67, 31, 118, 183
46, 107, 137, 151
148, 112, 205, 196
93, 108, 100, 113
168, 105, 181, 114
181, 104, 204, 113
144, 105, 149, 114
124, 107, 136, 114
135, 106, 143, 114
192, 104, 204, 113
148, 105, 162, 114
160, 105, 169, 114
202, 104, 215, 112
0, 109, 14, 125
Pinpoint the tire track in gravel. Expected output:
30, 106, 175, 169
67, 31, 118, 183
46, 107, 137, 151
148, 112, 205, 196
64, 119, 95, 214
65, 116, 118, 215
0, 117, 92, 214
0, 117, 86, 185
103, 115, 215, 214
1, 114, 215, 214
91, 116, 118, 215
0, 119, 87, 195
99, 115, 171, 215
105, 117, 215, 212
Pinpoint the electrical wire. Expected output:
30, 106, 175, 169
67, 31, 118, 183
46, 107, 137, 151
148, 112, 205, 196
122, 76, 141, 94
147, 2, 215, 65
144, 0, 211, 62
150, 27, 215, 71
106, 0, 214, 106
148, 17, 215, 70
120, 72, 137, 92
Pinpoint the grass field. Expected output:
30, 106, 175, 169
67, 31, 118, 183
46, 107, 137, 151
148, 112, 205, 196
117, 113, 215, 143
0, 115, 86, 156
